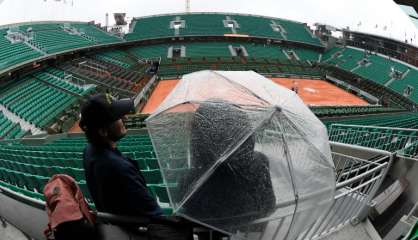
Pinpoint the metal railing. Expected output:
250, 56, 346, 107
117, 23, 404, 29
329, 124, 418, 160
92, 142, 393, 240
0, 142, 393, 240
294, 142, 393, 240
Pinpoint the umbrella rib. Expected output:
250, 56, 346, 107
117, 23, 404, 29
281, 109, 336, 170
211, 71, 269, 106
277, 115, 300, 240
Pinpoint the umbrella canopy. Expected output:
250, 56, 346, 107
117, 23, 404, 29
146, 70, 335, 240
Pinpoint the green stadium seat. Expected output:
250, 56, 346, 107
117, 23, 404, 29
141, 169, 163, 184
154, 185, 170, 203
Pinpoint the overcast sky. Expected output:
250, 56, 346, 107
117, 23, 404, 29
0, 0, 417, 45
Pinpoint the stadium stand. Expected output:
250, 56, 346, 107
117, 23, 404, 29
128, 41, 321, 62
126, 13, 322, 47
126, 15, 177, 41
181, 13, 231, 36
95, 49, 138, 69
0, 112, 27, 139
277, 19, 321, 45
0, 134, 173, 213
231, 14, 285, 39
324, 47, 418, 104
60, 56, 152, 98
0, 76, 79, 128
331, 47, 365, 71
186, 42, 233, 58
321, 47, 342, 62
33, 67, 95, 96
328, 124, 418, 155
241, 43, 289, 60
70, 23, 122, 44
0, 29, 42, 71
16, 22, 121, 55
312, 105, 402, 118
389, 69, 418, 102
292, 48, 320, 62
21, 23, 92, 54
129, 44, 170, 59
0, 22, 125, 74
353, 55, 409, 85
324, 111, 418, 129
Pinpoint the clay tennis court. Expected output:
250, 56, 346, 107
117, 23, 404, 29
141, 78, 368, 114
271, 78, 369, 106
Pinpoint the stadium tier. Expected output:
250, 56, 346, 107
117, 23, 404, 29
22, 23, 92, 54
59, 56, 150, 98
0, 134, 172, 214
323, 46, 418, 103
328, 124, 418, 156
0, 112, 27, 139
156, 57, 323, 78
95, 49, 139, 69
126, 13, 322, 46
0, 29, 43, 71
0, 22, 121, 73
0, 71, 93, 128
70, 23, 123, 44
128, 41, 320, 62
312, 105, 401, 118
324, 111, 418, 129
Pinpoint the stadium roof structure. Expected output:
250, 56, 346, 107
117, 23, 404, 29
395, 0, 418, 28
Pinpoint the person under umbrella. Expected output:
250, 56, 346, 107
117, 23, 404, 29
180, 99, 276, 231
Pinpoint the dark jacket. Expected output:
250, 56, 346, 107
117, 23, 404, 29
83, 143, 163, 217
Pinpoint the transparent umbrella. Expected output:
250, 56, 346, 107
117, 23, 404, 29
146, 70, 335, 240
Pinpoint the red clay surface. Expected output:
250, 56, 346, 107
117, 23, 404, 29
142, 80, 180, 114
141, 78, 368, 114
270, 78, 369, 106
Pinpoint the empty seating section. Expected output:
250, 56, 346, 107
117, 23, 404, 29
324, 47, 418, 103
0, 29, 42, 70
321, 47, 342, 62
328, 124, 418, 153
0, 22, 125, 72
21, 23, 92, 54
323, 112, 418, 129
158, 57, 322, 77
277, 19, 321, 46
389, 70, 418, 102
313, 106, 401, 118
71, 23, 122, 44
181, 14, 230, 36
232, 15, 284, 39
61, 63, 136, 98
126, 13, 322, 47
293, 48, 320, 62
0, 77, 77, 127
33, 68, 93, 95
0, 134, 173, 213
332, 47, 365, 71
130, 44, 169, 59
82, 57, 144, 86
186, 42, 231, 58
241, 43, 289, 60
128, 42, 321, 61
353, 55, 407, 84
96, 49, 137, 69
125, 15, 176, 41
0, 112, 26, 139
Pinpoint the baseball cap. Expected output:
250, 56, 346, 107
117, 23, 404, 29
79, 94, 135, 131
